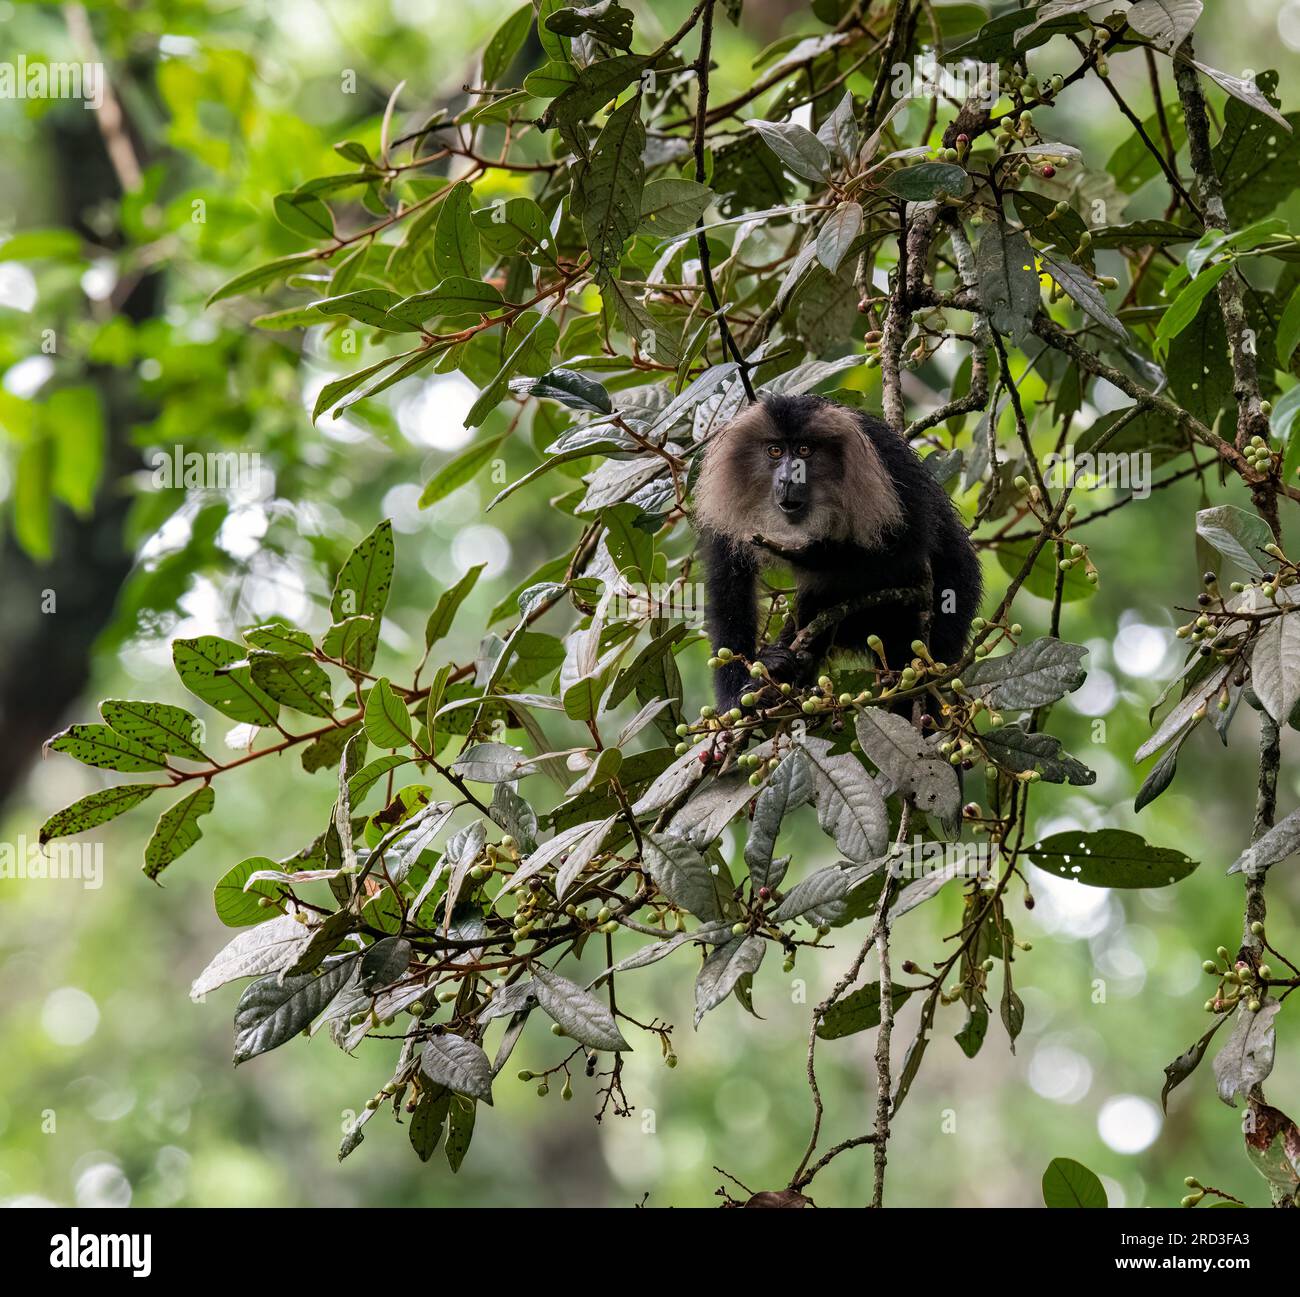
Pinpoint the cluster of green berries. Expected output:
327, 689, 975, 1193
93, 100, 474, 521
1245, 433, 1274, 474
970, 614, 1022, 661
1180, 1176, 1207, 1208
1202, 939, 1270, 1015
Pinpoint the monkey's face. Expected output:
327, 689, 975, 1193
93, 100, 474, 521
740, 419, 848, 546
693, 397, 903, 554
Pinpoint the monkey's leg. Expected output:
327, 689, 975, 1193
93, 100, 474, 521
702, 533, 758, 712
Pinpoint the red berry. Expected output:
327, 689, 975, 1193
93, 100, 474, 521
1041, 164, 1055, 178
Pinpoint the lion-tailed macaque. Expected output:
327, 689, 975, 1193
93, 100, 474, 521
693, 394, 982, 713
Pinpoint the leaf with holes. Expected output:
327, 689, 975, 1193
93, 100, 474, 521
1027, 828, 1198, 888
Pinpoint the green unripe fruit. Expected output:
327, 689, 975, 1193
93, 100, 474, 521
1248, 999, 1262, 1013
517, 1069, 533, 1081
750, 664, 765, 678
1010, 623, 1023, 636
675, 742, 688, 756
1217, 946, 1231, 960
257, 896, 273, 908
537, 1083, 549, 1096
1251, 921, 1265, 936
365, 1097, 380, 1110
749, 772, 763, 786
665, 1053, 678, 1068
1202, 960, 1218, 974
717, 647, 734, 662
950, 678, 964, 693
597, 907, 611, 923
437, 987, 457, 1004
732, 922, 747, 936
551, 1022, 565, 1037
783, 958, 795, 973
700, 705, 715, 719
350, 1011, 368, 1026
1180, 1194, 1199, 1208
781, 682, 792, 695
707, 656, 721, 670
816, 924, 831, 937
741, 693, 757, 708
1013, 475, 1029, 491
1076, 231, 1091, 249
1258, 964, 1272, 979
1204, 999, 1217, 1012
675, 723, 688, 737
802, 699, 820, 714
601, 920, 618, 934
839, 693, 853, 706
867, 634, 884, 652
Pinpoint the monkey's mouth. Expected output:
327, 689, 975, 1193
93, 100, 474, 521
775, 500, 808, 519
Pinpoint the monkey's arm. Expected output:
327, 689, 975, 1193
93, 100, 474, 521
703, 532, 758, 711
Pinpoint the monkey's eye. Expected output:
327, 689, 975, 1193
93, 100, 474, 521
766, 444, 783, 460
797, 444, 812, 458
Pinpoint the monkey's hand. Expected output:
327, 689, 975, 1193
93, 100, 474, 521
754, 643, 805, 685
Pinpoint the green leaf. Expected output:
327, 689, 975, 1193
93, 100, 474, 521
817, 983, 914, 1040
173, 636, 280, 726
214, 857, 282, 927
420, 1034, 494, 1103
745, 118, 830, 182
881, 161, 970, 202
444, 1094, 477, 1173
364, 678, 414, 749
533, 967, 630, 1050
273, 190, 335, 240
425, 564, 485, 649
546, 1, 634, 48
1278, 293, 1300, 367
694, 934, 765, 1026
100, 700, 207, 762
389, 276, 504, 326
330, 519, 395, 673
638, 178, 713, 235
544, 54, 647, 125
816, 201, 864, 276
1195, 504, 1274, 575
983, 720, 1095, 785
1155, 261, 1231, 355
418, 434, 505, 508
581, 93, 646, 275
233, 958, 356, 1064
144, 785, 215, 880
484, 3, 533, 84
249, 654, 335, 718
976, 225, 1038, 342
312, 289, 420, 332
1028, 828, 1199, 888
642, 833, 729, 922
433, 180, 480, 279
803, 737, 888, 862
961, 638, 1089, 709
409, 1088, 452, 1161
206, 252, 318, 306
48, 723, 166, 772
38, 784, 158, 844
509, 367, 613, 414
243, 623, 314, 656
1042, 1157, 1107, 1208
463, 309, 557, 427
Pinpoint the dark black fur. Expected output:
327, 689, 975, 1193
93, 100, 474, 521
700, 395, 982, 712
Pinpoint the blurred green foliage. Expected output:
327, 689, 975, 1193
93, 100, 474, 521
1, 0, 1299, 1209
